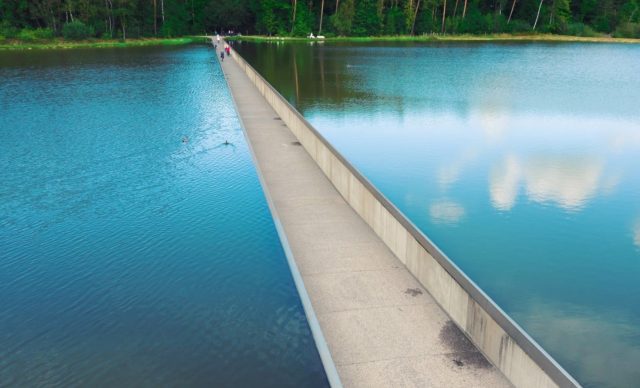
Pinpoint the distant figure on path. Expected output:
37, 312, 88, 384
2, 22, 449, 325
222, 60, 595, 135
220, 51, 224, 61
216, 34, 220, 43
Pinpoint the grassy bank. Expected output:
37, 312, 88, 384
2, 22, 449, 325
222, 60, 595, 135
0, 36, 208, 50
3, 33, 637, 50
230, 33, 640, 44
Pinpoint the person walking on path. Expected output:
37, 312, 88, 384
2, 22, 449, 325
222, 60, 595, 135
220, 51, 224, 62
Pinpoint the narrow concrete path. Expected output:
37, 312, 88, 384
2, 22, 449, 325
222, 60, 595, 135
214, 40, 512, 388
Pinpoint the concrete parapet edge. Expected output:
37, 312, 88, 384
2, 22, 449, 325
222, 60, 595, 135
226, 41, 581, 388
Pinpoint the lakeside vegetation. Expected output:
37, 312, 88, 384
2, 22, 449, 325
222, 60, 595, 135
2, 32, 638, 51
1, 1, 639, 48
0, 36, 207, 50
3, 32, 637, 51
232, 33, 640, 44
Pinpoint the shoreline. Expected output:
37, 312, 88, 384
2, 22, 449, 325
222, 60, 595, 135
2, 33, 637, 50
230, 33, 640, 44
0, 36, 208, 50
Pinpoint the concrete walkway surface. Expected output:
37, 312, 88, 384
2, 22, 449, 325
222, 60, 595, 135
214, 39, 513, 388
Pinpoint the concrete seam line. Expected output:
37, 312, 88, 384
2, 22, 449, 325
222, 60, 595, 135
215, 38, 343, 388
227, 40, 581, 388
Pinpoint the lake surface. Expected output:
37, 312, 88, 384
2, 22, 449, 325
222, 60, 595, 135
234, 40, 640, 388
0, 45, 327, 387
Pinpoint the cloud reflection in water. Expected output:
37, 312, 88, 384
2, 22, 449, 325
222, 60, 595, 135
490, 154, 604, 212
429, 200, 465, 225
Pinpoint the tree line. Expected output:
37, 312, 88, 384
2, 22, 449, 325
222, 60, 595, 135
1, 0, 639, 41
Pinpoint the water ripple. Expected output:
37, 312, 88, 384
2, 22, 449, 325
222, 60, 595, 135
0, 45, 327, 387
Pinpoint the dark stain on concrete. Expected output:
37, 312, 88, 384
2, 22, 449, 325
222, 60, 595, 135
404, 288, 423, 297
273, 117, 282, 120
439, 320, 491, 369
291, 141, 302, 146
440, 320, 475, 353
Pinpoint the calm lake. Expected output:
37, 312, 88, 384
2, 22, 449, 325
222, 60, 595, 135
0, 45, 327, 387
234, 40, 640, 388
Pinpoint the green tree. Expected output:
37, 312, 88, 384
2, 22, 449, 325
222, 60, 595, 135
330, 0, 354, 35
384, 3, 407, 34
548, 0, 571, 32
621, 0, 640, 22
113, 0, 135, 39
0, 0, 636, 39
204, 0, 251, 34
62, 19, 93, 39
255, 0, 291, 35
291, 0, 313, 36
593, 0, 617, 32
404, 0, 416, 31
351, 0, 380, 35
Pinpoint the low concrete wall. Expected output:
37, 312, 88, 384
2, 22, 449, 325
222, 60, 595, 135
227, 43, 580, 388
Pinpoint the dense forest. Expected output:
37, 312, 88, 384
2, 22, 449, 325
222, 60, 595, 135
1, 0, 639, 41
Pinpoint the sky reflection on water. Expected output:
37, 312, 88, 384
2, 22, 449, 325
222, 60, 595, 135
235, 41, 640, 387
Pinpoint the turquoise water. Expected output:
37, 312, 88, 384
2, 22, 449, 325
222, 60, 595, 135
0, 45, 327, 387
235, 41, 640, 387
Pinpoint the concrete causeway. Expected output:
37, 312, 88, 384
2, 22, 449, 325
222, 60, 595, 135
214, 40, 512, 387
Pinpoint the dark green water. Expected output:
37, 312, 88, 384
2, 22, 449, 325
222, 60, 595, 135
234, 40, 640, 388
0, 45, 327, 387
